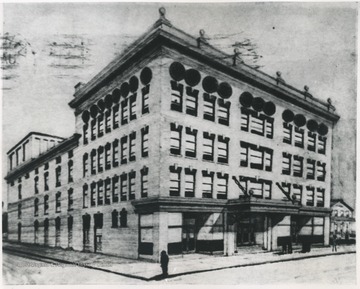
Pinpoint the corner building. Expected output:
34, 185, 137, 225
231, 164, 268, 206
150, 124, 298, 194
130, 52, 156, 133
5, 10, 339, 261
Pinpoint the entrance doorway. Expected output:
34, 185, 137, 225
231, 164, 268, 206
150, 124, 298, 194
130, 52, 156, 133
237, 216, 255, 246
82, 214, 91, 252
182, 216, 196, 253
94, 213, 103, 253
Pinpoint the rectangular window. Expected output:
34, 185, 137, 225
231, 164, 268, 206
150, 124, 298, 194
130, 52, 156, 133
141, 126, 149, 157
264, 148, 273, 171
97, 180, 104, 206
184, 168, 196, 197
240, 108, 250, 132
142, 84, 150, 114
218, 136, 229, 164
113, 139, 119, 167
217, 173, 228, 199
83, 184, 89, 208
83, 124, 89, 145
18, 184, 22, 200
129, 171, 136, 200
113, 104, 120, 129
294, 127, 304, 148
141, 167, 149, 198
218, 99, 231, 126
170, 123, 182, 155
282, 152, 291, 175
105, 178, 111, 205
105, 143, 111, 170
265, 118, 274, 139
112, 176, 119, 203
83, 154, 89, 177
283, 123, 292, 144
306, 186, 315, 206
55, 166, 61, 187
56, 192, 61, 213
243, 177, 272, 199
306, 159, 316, 179
18, 204, 22, 219
120, 173, 127, 201
203, 93, 216, 121
308, 132, 316, 151
44, 196, 49, 215
240, 142, 249, 167
34, 199, 39, 216
169, 165, 181, 196
316, 188, 325, 207
68, 188, 73, 210
34, 177, 39, 194
44, 172, 49, 191
98, 146, 104, 172
91, 150, 96, 175
293, 156, 304, 177
318, 136, 326, 154
91, 182, 96, 207
250, 116, 264, 136
170, 80, 183, 112
98, 114, 104, 137
292, 184, 302, 204
120, 136, 128, 164
185, 87, 198, 116
203, 132, 215, 161
185, 127, 197, 158
56, 156, 61, 164
105, 109, 112, 133
129, 132, 136, 162
68, 160, 73, 183
317, 161, 326, 182
121, 99, 128, 125
202, 171, 214, 198
91, 119, 97, 141
129, 94, 137, 121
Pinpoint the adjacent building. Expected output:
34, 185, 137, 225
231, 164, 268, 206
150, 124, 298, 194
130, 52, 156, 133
330, 199, 355, 241
5, 8, 340, 261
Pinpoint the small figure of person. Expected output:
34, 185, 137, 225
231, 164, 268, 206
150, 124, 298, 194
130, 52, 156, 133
160, 250, 169, 278
332, 232, 337, 252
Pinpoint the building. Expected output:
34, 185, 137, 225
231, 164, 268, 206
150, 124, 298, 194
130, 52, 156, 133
5, 8, 340, 261
330, 199, 355, 241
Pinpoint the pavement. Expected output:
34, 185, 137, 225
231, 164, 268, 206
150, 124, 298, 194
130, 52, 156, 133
3, 241, 356, 282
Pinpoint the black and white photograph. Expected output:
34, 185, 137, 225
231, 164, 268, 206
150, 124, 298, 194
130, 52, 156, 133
1, 1, 357, 285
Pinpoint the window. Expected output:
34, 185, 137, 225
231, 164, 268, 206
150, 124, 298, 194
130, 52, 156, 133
18, 184, 22, 200
129, 94, 137, 121
170, 123, 182, 155
141, 126, 149, 157
121, 99, 128, 125
105, 178, 111, 205
317, 161, 326, 181
68, 160, 73, 183
112, 175, 120, 203
120, 173, 127, 201
185, 86, 198, 116
294, 127, 304, 148
203, 93, 216, 121
83, 184, 89, 208
129, 171, 136, 200
55, 166, 61, 187
308, 132, 316, 151
240, 108, 250, 132
34, 198, 39, 216
250, 147, 262, 170
120, 208, 127, 227
218, 99, 231, 126
250, 115, 264, 135
97, 113, 104, 137
241, 142, 273, 170
83, 153, 89, 177
83, 124, 89, 145
170, 165, 181, 196
113, 139, 119, 167
113, 104, 120, 129
68, 188, 73, 210
90, 182, 96, 207
184, 168, 196, 197
282, 152, 291, 175
25, 173, 29, 179
91, 119, 97, 141
316, 188, 325, 207
112, 210, 119, 228
241, 176, 272, 199
56, 192, 61, 213
18, 204, 22, 219
90, 149, 96, 175
105, 143, 111, 170
56, 156, 61, 164
142, 84, 150, 114
34, 176, 39, 194
306, 186, 315, 206
242, 108, 273, 138
129, 132, 136, 162
170, 80, 183, 112
141, 167, 149, 198
202, 170, 214, 198
44, 172, 49, 191
120, 136, 128, 164
203, 132, 215, 161
185, 127, 197, 158
306, 159, 316, 179
318, 136, 326, 154
68, 150, 73, 159
44, 195, 49, 214
217, 173, 228, 199
98, 146, 104, 172
283, 122, 292, 144
293, 156, 303, 177
105, 109, 112, 133
217, 136, 229, 164
292, 184, 302, 204
97, 180, 104, 206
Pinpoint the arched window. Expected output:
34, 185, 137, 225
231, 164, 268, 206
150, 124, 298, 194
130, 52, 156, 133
120, 208, 127, 227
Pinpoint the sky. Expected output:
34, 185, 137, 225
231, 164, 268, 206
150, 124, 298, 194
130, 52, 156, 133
1, 2, 357, 210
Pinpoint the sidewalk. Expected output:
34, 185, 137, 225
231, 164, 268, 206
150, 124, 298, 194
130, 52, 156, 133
3, 241, 356, 281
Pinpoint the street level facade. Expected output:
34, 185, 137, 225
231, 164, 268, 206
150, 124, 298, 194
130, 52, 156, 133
5, 9, 340, 261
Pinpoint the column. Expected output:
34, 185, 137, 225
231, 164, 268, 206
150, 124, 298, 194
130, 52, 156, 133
324, 216, 330, 246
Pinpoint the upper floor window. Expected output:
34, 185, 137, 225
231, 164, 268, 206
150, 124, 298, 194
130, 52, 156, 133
91, 149, 97, 175
55, 166, 61, 187
120, 136, 128, 164
184, 167, 196, 197
203, 94, 216, 121
90, 182, 96, 207
293, 155, 304, 177
97, 180, 104, 206
306, 159, 316, 180
217, 172, 228, 199
120, 173, 127, 201
202, 170, 214, 198
34, 176, 39, 194
44, 195, 49, 214
97, 146, 104, 173
241, 108, 273, 139
306, 186, 315, 206
56, 156, 61, 164
112, 210, 119, 228
185, 127, 197, 158
91, 119, 97, 141
113, 104, 120, 129
217, 135, 229, 164
83, 124, 89, 145
97, 113, 104, 137
129, 94, 137, 121
83, 184, 89, 208
34, 198, 39, 216
294, 127, 304, 148
129, 171, 136, 200
112, 175, 120, 203
240, 176, 272, 199
68, 188, 73, 210
121, 99, 128, 125
83, 153, 89, 177
170, 81, 183, 112
203, 132, 215, 161
55, 191, 61, 213
44, 172, 49, 191
282, 152, 292, 175
185, 86, 198, 116
141, 167, 149, 198
18, 204, 22, 219
317, 161, 326, 182
318, 136, 327, 155
141, 126, 149, 157
169, 165, 181, 196
308, 132, 316, 152
104, 178, 111, 205
105, 143, 111, 170
113, 139, 119, 167
142, 84, 150, 114
283, 123, 292, 144
105, 109, 112, 133
240, 142, 273, 171
218, 99, 231, 126
316, 188, 325, 207
18, 184, 22, 200
170, 123, 182, 155
129, 132, 136, 162
68, 160, 73, 183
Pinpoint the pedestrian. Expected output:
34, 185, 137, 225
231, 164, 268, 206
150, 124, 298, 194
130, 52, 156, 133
332, 232, 337, 252
160, 250, 169, 278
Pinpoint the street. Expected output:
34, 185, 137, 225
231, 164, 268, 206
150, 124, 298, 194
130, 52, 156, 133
3, 251, 356, 285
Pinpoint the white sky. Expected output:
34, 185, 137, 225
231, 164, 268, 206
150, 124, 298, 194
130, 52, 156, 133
1, 2, 357, 209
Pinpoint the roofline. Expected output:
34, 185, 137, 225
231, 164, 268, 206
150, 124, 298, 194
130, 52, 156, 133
330, 199, 354, 211
4, 133, 80, 182
6, 131, 65, 155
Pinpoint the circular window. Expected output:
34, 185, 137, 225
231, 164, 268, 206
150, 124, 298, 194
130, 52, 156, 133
202, 76, 218, 93
129, 76, 139, 92
252, 97, 265, 112
239, 92, 253, 107
294, 114, 306, 127
169, 62, 185, 81
184, 69, 201, 87
263, 101, 276, 116
140, 67, 152, 85
217, 82, 233, 99
282, 109, 294, 122
120, 82, 130, 98
81, 110, 90, 123
307, 119, 318, 132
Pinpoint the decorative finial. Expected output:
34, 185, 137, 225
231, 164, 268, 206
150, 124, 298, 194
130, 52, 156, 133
327, 98, 336, 111
153, 7, 172, 28
276, 71, 285, 85
232, 48, 243, 66
303, 85, 313, 100
197, 29, 209, 48
304, 85, 309, 92
159, 7, 166, 18
199, 29, 205, 37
